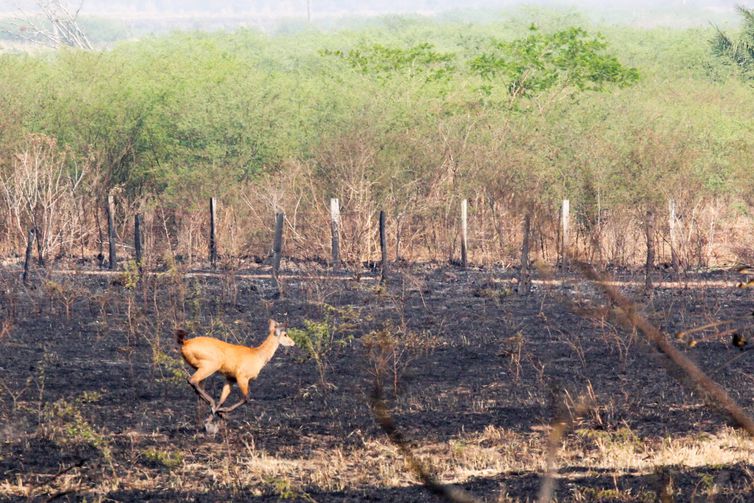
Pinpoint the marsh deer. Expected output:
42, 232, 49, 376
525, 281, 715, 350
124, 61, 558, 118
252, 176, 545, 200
177, 319, 295, 416
738, 266, 754, 288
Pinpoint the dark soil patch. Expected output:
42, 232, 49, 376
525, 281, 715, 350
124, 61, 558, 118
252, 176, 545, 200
1, 264, 753, 501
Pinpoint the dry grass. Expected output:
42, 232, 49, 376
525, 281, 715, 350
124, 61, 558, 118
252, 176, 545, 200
568, 427, 754, 473
4, 422, 749, 500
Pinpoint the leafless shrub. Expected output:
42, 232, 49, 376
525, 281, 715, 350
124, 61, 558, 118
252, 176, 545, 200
10, 0, 93, 50
0, 134, 87, 262
0, 275, 18, 339
219, 259, 240, 306
42, 274, 82, 319
362, 321, 432, 396
498, 332, 525, 383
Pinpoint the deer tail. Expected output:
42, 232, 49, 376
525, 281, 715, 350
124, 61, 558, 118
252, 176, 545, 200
176, 328, 189, 346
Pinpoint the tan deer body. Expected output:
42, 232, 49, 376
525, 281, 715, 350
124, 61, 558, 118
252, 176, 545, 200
737, 266, 754, 288
177, 319, 294, 416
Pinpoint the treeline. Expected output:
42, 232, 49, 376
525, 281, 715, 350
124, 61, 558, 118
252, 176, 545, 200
0, 13, 753, 270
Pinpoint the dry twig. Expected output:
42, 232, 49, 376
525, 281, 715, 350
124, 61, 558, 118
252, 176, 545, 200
370, 384, 480, 503
578, 262, 754, 437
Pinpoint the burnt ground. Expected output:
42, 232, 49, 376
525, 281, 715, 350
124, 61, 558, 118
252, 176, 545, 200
1, 262, 754, 501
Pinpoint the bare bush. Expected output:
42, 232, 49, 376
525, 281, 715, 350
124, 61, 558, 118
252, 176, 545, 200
0, 134, 87, 262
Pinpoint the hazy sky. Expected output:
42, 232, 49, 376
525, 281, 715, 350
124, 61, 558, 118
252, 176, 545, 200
2, 1, 751, 29
2, 0, 747, 16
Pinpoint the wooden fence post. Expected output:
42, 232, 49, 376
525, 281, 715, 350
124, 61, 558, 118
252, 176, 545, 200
519, 212, 532, 296
645, 209, 655, 292
134, 213, 143, 270
668, 198, 679, 278
330, 198, 340, 269
395, 214, 402, 263
561, 198, 570, 269
379, 210, 388, 284
106, 191, 116, 270
96, 207, 104, 268
272, 211, 285, 293
461, 199, 468, 268
23, 228, 35, 285
209, 197, 217, 268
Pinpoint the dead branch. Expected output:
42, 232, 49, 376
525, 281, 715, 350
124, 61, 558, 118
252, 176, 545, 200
370, 384, 480, 503
578, 261, 754, 437
10, 1, 92, 50
537, 395, 590, 503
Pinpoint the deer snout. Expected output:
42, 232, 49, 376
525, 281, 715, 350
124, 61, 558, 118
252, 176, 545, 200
279, 332, 295, 347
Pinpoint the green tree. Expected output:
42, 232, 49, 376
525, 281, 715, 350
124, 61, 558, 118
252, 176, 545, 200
712, 5, 754, 78
471, 26, 639, 100
322, 42, 456, 83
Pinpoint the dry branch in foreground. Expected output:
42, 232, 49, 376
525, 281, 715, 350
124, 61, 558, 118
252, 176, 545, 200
578, 262, 754, 437
370, 385, 480, 503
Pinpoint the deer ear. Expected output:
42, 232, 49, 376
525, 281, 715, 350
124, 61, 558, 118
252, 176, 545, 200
268, 319, 276, 331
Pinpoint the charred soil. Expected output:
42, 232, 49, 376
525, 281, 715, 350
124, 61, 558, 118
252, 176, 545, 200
1, 263, 753, 501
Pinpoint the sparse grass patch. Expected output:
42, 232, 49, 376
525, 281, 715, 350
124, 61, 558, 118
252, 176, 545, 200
570, 487, 656, 502
570, 426, 754, 472
142, 447, 184, 470
42, 394, 113, 464
265, 476, 317, 502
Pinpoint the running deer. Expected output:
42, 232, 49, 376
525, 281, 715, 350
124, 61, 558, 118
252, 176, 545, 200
177, 319, 295, 416
738, 266, 754, 288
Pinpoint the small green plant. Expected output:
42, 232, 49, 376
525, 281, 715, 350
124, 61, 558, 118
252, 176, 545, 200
698, 472, 716, 492
265, 476, 316, 502
204, 318, 236, 340
287, 305, 355, 386
78, 390, 103, 403
187, 276, 203, 320
474, 286, 512, 301
122, 261, 146, 346
43, 394, 112, 464
157, 251, 188, 322
143, 447, 184, 470
32, 349, 61, 413
153, 348, 186, 385
119, 260, 141, 290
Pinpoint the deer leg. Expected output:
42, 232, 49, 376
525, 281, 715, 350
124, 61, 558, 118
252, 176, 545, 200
188, 366, 219, 411
215, 397, 248, 416
189, 380, 217, 411
216, 381, 233, 410
216, 378, 249, 416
